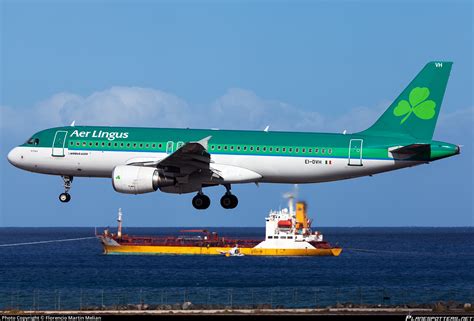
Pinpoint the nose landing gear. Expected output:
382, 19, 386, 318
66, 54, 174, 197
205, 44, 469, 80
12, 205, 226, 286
59, 176, 73, 203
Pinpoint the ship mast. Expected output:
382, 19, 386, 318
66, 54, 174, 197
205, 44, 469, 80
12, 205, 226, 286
117, 208, 123, 239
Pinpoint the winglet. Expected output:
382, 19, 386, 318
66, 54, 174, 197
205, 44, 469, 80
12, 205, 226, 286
196, 136, 212, 150
70, 120, 76, 127
264, 125, 270, 132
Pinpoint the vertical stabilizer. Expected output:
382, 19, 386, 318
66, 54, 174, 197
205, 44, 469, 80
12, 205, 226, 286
359, 62, 452, 140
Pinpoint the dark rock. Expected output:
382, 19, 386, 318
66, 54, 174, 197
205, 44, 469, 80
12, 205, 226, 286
433, 302, 447, 312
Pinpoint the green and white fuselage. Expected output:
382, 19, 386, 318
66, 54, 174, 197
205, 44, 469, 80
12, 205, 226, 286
7, 62, 460, 208
8, 126, 458, 182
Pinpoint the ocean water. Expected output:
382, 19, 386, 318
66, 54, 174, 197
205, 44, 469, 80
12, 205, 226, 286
0, 227, 472, 310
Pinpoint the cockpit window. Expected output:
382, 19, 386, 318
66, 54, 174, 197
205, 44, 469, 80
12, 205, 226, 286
27, 138, 39, 146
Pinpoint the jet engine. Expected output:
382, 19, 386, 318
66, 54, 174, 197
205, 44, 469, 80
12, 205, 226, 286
112, 165, 174, 194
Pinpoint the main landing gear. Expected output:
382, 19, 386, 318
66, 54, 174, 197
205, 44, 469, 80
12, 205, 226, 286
192, 192, 211, 210
191, 185, 239, 210
220, 184, 238, 209
59, 176, 73, 203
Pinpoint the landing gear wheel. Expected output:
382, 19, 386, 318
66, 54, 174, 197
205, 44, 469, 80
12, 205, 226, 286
192, 193, 210, 210
59, 176, 73, 203
220, 194, 238, 209
59, 193, 71, 203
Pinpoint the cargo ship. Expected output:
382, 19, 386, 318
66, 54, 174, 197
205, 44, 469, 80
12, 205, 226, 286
98, 197, 342, 257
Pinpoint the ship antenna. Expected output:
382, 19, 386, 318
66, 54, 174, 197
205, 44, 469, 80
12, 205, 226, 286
117, 208, 123, 239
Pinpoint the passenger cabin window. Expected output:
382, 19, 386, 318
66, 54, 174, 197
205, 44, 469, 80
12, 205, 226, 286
268, 236, 273, 239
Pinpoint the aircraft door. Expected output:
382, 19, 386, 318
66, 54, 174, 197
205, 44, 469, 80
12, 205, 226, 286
166, 141, 174, 154
52, 130, 68, 157
348, 139, 363, 166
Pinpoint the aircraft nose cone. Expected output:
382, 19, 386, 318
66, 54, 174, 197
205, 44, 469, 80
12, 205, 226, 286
7, 147, 20, 167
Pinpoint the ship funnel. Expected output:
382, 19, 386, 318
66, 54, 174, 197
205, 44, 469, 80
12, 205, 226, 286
117, 208, 123, 238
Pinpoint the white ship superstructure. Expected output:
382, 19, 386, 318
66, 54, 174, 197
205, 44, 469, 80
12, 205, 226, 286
254, 196, 325, 250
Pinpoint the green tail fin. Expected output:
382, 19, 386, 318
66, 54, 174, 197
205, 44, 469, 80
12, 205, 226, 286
359, 61, 452, 140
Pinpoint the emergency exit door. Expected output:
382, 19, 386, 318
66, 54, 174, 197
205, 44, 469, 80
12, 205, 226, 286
348, 139, 363, 166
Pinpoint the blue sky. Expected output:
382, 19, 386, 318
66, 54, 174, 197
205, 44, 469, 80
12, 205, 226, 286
0, 0, 472, 227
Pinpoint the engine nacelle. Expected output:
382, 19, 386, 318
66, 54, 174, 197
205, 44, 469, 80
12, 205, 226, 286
112, 165, 174, 194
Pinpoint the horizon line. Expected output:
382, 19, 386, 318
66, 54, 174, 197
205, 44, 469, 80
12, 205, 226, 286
0, 226, 472, 228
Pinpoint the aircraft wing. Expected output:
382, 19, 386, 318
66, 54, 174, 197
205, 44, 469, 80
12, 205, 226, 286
125, 135, 261, 189
157, 136, 212, 174
126, 136, 213, 177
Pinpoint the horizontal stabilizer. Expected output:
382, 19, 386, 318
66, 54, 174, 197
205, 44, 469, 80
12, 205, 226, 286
390, 144, 430, 156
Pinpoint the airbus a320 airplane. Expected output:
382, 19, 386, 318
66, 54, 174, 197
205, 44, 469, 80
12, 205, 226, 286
7, 62, 460, 209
